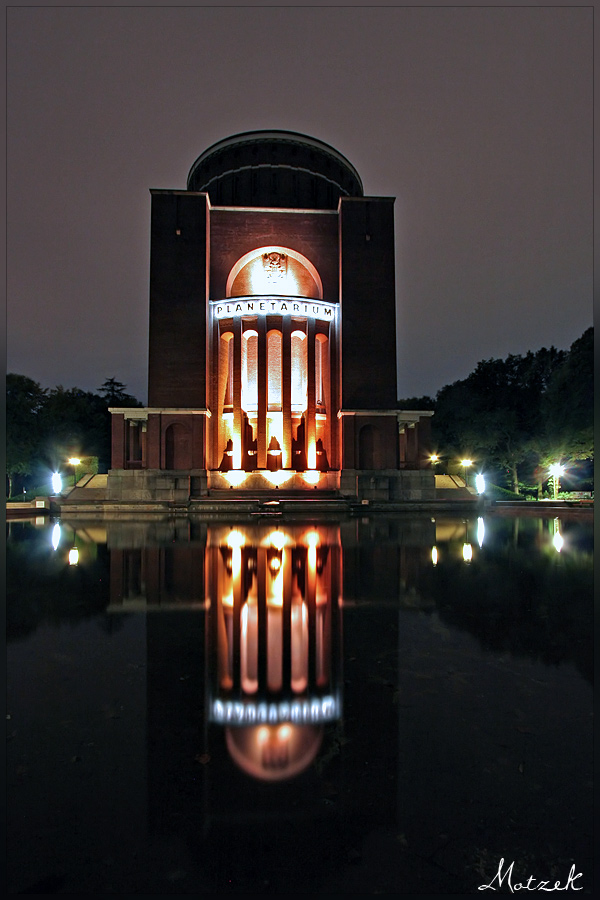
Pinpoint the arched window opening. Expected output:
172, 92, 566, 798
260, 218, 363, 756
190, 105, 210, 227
242, 329, 258, 413
267, 330, 282, 411
227, 247, 323, 299
315, 334, 328, 412
220, 331, 234, 410
291, 330, 307, 413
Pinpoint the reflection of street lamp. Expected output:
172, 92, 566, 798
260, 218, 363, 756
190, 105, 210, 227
461, 458, 473, 486
549, 463, 565, 500
51, 523, 61, 550
462, 519, 473, 563
68, 457, 81, 489
68, 529, 79, 566
552, 517, 564, 553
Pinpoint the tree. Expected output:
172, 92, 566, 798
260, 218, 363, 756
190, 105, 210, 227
397, 395, 436, 410
432, 347, 567, 492
6, 374, 47, 497
97, 377, 141, 407
541, 327, 593, 462
40, 386, 109, 472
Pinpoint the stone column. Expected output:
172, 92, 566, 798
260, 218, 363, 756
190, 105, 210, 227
282, 319, 292, 468
257, 318, 268, 469
232, 318, 242, 469
307, 320, 316, 468
406, 423, 418, 467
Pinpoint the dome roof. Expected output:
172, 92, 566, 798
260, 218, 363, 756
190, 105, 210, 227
187, 130, 363, 209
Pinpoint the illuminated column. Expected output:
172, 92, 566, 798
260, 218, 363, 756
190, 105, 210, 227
329, 318, 340, 470
321, 335, 331, 467
307, 319, 317, 468
232, 319, 243, 469
282, 318, 292, 468
209, 319, 221, 470
257, 318, 268, 469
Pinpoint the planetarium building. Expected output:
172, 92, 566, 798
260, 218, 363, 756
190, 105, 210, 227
107, 131, 434, 503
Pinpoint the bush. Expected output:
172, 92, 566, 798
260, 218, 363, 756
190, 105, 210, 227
485, 483, 526, 501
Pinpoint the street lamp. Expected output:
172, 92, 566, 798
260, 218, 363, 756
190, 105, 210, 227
68, 457, 81, 489
549, 463, 565, 500
461, 458, 473, 487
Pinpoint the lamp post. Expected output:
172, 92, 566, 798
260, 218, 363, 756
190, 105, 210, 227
549, 463, 565, 500
68, 457, 81, 490
461, 458, 473, 487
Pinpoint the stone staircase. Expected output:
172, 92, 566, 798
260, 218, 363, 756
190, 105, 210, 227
62, 474, 108, 503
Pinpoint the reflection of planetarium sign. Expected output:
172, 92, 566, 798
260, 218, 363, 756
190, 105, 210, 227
107, 130, 434, 502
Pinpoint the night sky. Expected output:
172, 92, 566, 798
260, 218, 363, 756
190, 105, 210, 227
7, 5, 592, 405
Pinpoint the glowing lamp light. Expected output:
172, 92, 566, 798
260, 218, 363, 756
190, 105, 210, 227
225, 470, 247, 487
303, 470, 320, 485
68, 547, 79, 566
227, 530, 245, 550
305, 531, 320, 550
549, 463, 565, 500
264, 470, 290, 486
51, 472, 62, 494
430, 454, 439, 463
475, 473, 486, 494
462, 543, 473, 563
431, 546, 438, 566
68, 457, 81, 466
460, 458, 473, 485
51, 523, 61, 550
270, 530, 286, 550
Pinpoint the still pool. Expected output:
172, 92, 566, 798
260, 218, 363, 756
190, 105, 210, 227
6, 511, 593, 894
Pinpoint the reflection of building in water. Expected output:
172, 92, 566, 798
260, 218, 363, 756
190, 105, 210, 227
108, 522, 342, 782
205, 524, 342, 780
104, 517, 442, 845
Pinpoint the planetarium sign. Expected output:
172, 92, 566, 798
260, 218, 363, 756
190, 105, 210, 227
211, 297, 337, 321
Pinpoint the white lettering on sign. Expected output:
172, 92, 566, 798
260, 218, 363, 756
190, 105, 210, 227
212, 297, 336, 321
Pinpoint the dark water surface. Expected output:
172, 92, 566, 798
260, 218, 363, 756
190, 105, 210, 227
6, 512, 593, 895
